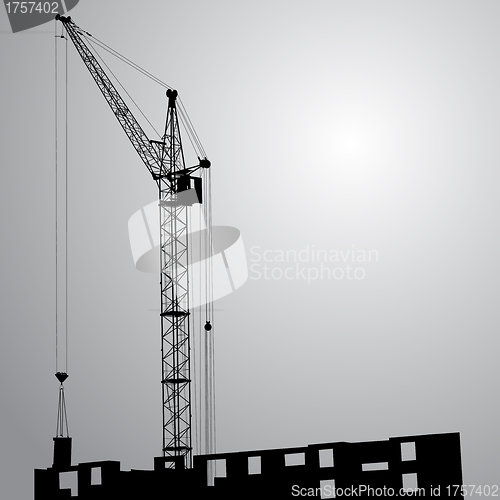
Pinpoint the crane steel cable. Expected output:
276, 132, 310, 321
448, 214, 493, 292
54, 19, 58, 374
208, 167, 216, 458
54, 19, 70, 376
177, 102, 207, 159
83, 35, 162, 139
78, 28, 173, 90
65, 26, 68, 374
76, 25, 207, 160
201, 165, 216, 466
198, 217, 203, 457
190, 206, 200, 456
54, 19, 70, 439
208, 167, 216, 457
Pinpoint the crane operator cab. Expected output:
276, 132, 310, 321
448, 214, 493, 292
172, 174, 203, 207
161, 157, 210, 207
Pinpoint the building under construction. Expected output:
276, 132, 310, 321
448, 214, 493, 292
35, 432, 463, 499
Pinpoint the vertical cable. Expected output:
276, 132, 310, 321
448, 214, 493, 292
55, 19, 58, 374
158, 186, 165, 456
197, 197, 201, 457
204, 309, 208, 453
211, 170, 216, 464
196, 206, 202, 456
204, 168, 210, 458
65, 29, 69, 373
210, 168, 216, 455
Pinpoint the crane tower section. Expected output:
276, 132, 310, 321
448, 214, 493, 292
156, 89, 193, 465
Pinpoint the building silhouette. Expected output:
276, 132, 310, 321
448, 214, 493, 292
35, 431, 463, 498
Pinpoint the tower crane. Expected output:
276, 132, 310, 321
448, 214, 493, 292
55, 14, 211, 468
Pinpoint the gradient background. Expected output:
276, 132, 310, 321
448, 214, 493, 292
1, 1, 499, 498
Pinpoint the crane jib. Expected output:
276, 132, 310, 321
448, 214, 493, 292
56, 14, 164, 182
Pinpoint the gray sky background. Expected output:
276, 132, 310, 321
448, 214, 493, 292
1, 1, 499, 498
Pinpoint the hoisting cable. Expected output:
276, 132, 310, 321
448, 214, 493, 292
208, 166, 216, 457
202, 161, 216, 462
209, 167, 216, 456
65, 23, 69, 375
54, 18, 58, 376
54, 19, 70, 438
197, 209, 203, 455
203, 171, 209, 456
188, 206, 198, 455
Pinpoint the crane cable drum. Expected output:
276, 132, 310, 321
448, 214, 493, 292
55, 18, 216, 459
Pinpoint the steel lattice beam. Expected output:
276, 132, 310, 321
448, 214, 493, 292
159, 92, 192, 467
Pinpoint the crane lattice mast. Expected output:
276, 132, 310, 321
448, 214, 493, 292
157, 89, 192, 463
56, 14, 210, 468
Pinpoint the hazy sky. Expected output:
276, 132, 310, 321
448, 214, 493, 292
1, 1, 499, 498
